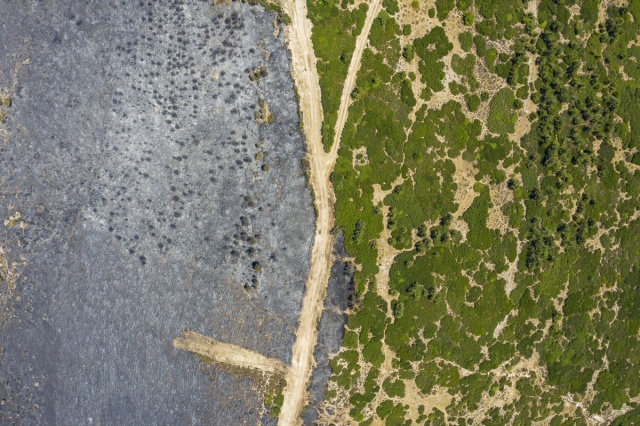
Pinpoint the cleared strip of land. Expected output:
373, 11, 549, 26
173, 330, 286, 376
276, 0, 331, 422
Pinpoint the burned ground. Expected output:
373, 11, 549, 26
0, 0, 313, 424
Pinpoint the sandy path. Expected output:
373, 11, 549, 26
328, 0, 383, 157
173, 330, 287, 375
277, 0, 382, 424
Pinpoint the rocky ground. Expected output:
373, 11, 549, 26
0, 0, 317, 424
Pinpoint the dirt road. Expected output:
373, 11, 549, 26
277, 0, 382, 423
173, 330, 287, 375
277, 0, 332, 423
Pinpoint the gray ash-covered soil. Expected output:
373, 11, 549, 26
303, 235, 352, 425
0, 0, 314, 424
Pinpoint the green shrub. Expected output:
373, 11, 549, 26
377, 400, 395, 419
402, 45, 415, 61
487, 88, 517, 134
435, 0, 455, 20
383, 0, 399, 15
400, 79, 416, 107
451, 53, 475, 78
463, 11, 475, 26
486, 48, 497, 70
466, 94, 481, 112
474, 35, 487, 56
580, 0, 599, 26
457, 0, 471, 11
459, 31, 473, 52
383, 377, 406, 398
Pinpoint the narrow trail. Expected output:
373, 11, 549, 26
173, 330, 287, 375
277, 0, 382, 423
329, 0, 383, 159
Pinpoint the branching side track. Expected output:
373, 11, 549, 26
173, 331, 287, 376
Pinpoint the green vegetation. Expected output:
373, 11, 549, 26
487, 88, 517, 134
264, 378, 286, 417
193, 351, 286, 418
309, 0, 640, 423
459, 31, 473, 52
466, 93, 480, 111
242, 0, 291, 24
307, 0, 368, 150
0, 94, 10, 124
463, 10, 475, 26
435, 0, 455, 20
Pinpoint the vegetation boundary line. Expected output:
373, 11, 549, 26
278, 0, 383, 423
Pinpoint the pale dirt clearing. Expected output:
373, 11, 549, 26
173, 330, 287, 376
499, 253, 522, 297
352, 146, 370, 169
403, 384, 453, 422
277, 0, 382, 423
451, 154, 479, 228
486, 178, 515, 236
372, 176, 406, 315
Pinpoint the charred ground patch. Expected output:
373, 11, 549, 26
0, 0, 313, 424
